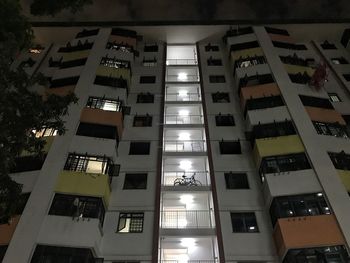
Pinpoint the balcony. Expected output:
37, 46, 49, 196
273, 215, 345, 258
80, 107, 123, 138
164, 140, 207, 154
269, 34, 294, 44
246, 106, 291, 128
45, 85, 75, 96
55, 171, 111, 206
62, 50, 90, 63
167, 45, 197, 66
96, 64, 131, 87
284, 64, 315, 76
305, 106, 346, 125
166, 67, 200, 83
166, 59, 198, 66
253, 135, 305, 166
283, 246, 349, 263
162, 171, 210, 187
337, 170, 350, 192
161, 210, 214, 229
165, 115, 204, 125
0, 216, 20, 246
240, 83, 280, 109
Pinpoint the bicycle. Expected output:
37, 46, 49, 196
173, 173, 202, 186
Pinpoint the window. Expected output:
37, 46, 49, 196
341, 28, 350, 48
328, 93, 341, 102
49, 194, 105, 224
140, 76, 156, 83
239, 74, 274, 88
144, 44, 158, 52
299, 95, 334, 109
209, 75, 226, 83
60, 58, 87, 69
231, 212, 259, 233
49, 76, 80, 88
343, 74, 350, 81
20, 58, 36, 68
331, 57, 349, 65
321, 41, 336, 50
86, 97, 122, 112
133, 115, 152, 127
29, 45, 44, 54
280, 55, 314, 67
205, 44, 219, 52
285, 246, 349, 263
230, 41, 259, 52
313, 122, 348, 138
272, 41, 307, 50
207, 57, 222, 66
270, 193, 331, 226
94, 76, 128, 90
129, 142, 150, 155
32, 127, 58, 138
265, 26, 289, 36
212, 92, 230, 103
58, 40, 93, 53
0, 246, 7, 262
252, 121, 296, 140
245, 96, 284, 116
143, 57, 157, 66
137, 93, 154, 103
117, 213, 144, 233
10, 155, 47, 173
48, 57, 62, 67
76, 122, 118, 140
329, 151, 350, 170
100, 57, 130, 69
234, 56, 266, 69
223, 27, 253, 40
225, 172, 249, 189
215, 114, 235, 126
219, 140, 241, 154
106, 42, 134, 54
76, 28, 99, 38
288, 72, 311, 84
123, 173, 147, 189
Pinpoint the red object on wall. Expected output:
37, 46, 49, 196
309, 61, 328, 90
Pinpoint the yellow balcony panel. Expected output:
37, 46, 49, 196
108, 35, 137, 48
62, 50, 90, 62
0, 215, 20, 245
253, 135, 305, 166
96, 65, 131, 86
269, 33, 295, 43
231, 47, 265, 62
240, 83, 280, 110
284, 64, 315, 76
21, 136, 55, 157
80, 108, 123, 138
305, 106, 346, 125
55, 171, 110, 206
273, 215, 345, 259
45, 85, 75, 97
337, 170, 350, 192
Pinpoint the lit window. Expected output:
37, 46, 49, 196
328, 93, 341, 102
117, 213, 144, 233
32, 128, 58, 138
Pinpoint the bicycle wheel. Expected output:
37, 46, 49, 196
194, 180, 202, 186
173, 179, 182, 186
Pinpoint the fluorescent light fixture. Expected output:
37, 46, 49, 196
181, 238, 196, 248
178, 90, 188, 97
178, 110, 189, 116
178, 219, 188, 227
179, 160, 192, 170
317, 193, 323, 196
180, 194, 193, 204
249, 226, 256, 230
178, 132, 190, 140
178, 72, 188, 81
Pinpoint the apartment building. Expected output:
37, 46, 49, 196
1, 24, 350, 263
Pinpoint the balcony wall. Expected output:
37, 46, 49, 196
240, 83, 281, 109
269, 34, 295, 43
253, 135, 305, 166
55, 171, 111, 206
108, 35, 136, 48
231, 47, 265, 62
0, 216, 20, 245
284, 64, 315, 76
62, 50, 90, 62
273, 215, 345, 259
246, 106, 291, 129
304, 106, 346, 125
337, 170, 350, 192
45, 85, 75, 97
96, 65, 131, 86
80, 108, 123, 138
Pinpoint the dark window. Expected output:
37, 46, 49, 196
265, 27, 289, 36
50, 76, 80, 88
328, 93, 341, 102
77, 122, 118, 141
76, 28, 99, 38
245, 96, 284, 116
86, 97, 122, 112
231, 212, 259, 233
19, 58, 36, 68
331, 57, 349, 65
49, 193, 105, 225
48, 57, 62, 67
284, 246, 349, 263
321, 41, 337, 50
60, 58, 87, 69
329, 151, 350, 170
30, 245, 101, 263
223, 27, 253, 40
111, 28, 137, 38
259, 153, 311, 178
225, 172, 249, 189
117, 213, 144, 233
205, 44, 219, 52
100, 57, 130, 69
212, 92, 230, 103
144, 44, 158, 52
341, 28, 350, 48
272, 41, 307, 50
270, 193, 331, 226
215, 114, 235, 126
230, 41, 259, 52
299, 95, 334, 109
133, 115, 152, 127
129, 142, 150, 155
314, 122, 348, 138
16, 193, 31, 215
137, 93, 154, 103
280, 55, 314, 67
0, 245, 7, 262
209, 75, 226, 83
58, 40, 93, 53
219, 140, 241, 154
94, 75, 128, 89
10, 154, 47, 173
239, 74, 274, 88
252, 121, 296, 141
234, 56, 266, 69
343, 74, 350, 81
142, 57, 157, 67
207, 57, 222, 66
123, 173, 147, 189
140, 76, 156, 83
288, 73, 311, 84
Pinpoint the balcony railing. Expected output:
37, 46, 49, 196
162, 171, 210, 186
163, 140, 206, 152
166, 75, 200, 82
159, 260, 218, 263
166, 59, 198, 65
165, 92, 201, 102
164, 115, 204, 125
161, 210, 214, 229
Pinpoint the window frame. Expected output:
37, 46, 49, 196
117, 212, 144, 233
123, 173, 148, 189
230, 212, 259, 233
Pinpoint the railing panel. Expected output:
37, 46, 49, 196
163, 140, 206, 152
164, 115, 204, 125
161, 210, 214, 229
166, 59, 198, 65
165, 93, 201, 102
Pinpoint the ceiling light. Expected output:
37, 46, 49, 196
180, 194, 193, 204
179, 160, 192, 170
181, 238, 196, 248
178, 72, 188, 81
178, 110, 189, 116
178, 90, 188, 97
178, 132, 190, 140
317, 193, 323, 196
